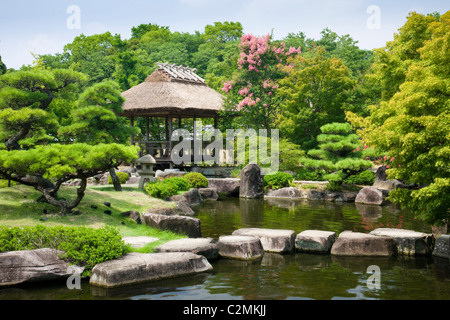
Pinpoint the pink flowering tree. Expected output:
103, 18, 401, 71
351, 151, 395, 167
221, 34, 301, 129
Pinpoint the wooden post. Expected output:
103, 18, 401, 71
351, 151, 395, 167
130, 116, 135, 145
168, 115, 173, 169
145, 116, 150, 155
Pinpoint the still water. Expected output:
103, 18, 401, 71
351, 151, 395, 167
1, 197, 449, 300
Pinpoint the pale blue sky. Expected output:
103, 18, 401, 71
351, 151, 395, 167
1, 0, 448, 69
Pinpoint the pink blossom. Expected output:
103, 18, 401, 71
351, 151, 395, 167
390, 157, 395, 162
222, 82, 232, 93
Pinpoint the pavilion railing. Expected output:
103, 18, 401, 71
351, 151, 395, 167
135, 140, 226, 164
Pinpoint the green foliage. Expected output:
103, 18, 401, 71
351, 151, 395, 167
182, 172, 208, 189
264, 171, 294, 190
0, 225, 129, 277
347, 11, 450, 226
343, 170, 376, 185
108, 172, 129, 184
145, 177, 190, 199
294, 167, 325, 181
299, 122, 373, 187
278, 47, 356, 149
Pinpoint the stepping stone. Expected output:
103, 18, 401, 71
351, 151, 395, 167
369, 228, 435, 256
154, 238, 219, 260
89, 252, 213, 288
142, 212, 201, 238
331, 231, 397, 256
433, 234, 450, 259
232, 228, 295, 253
217, 235, 264, 260
122, 236, 159, 248
0, 248, 84, 287
295, 230, 337, 254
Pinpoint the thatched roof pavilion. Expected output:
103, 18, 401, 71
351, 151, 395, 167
121, 63, 225, 168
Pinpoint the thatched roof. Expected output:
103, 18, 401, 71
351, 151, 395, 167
121, 63, 224, 118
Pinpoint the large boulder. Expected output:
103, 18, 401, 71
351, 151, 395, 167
207, 178, 240, 196
198, 188, 219, 201
0, 248, 84, 287
239, 164, 264, 199
331, 231, 397, 256
232, 228, 295, 253
154, 238, 219, 260
217, 235, 264, 260
295, 230, 337, 254
355, 186, 384, 205
265, 187, 301, 199
89, 252, 212, 288
433, 235, 450, 259
142, 212, 202, 238
369, 228, 435, 256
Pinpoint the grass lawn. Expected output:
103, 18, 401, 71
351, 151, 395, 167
0, 184, 187, 252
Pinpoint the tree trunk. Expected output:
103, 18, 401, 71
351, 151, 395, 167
109, 168, 122, 191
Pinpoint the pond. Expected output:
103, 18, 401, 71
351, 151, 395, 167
1, 197, 449, 300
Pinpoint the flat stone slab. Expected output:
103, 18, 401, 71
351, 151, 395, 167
142, 212, 202, 238
295, 230, 337, 254
217, 235, 264, 260
0, 248, 84, 287
89, 252, 212, 288
331, 231, 397, 256
369, 228, 435, 256
154, 238, 219, 260
232, 228, 295, 253
433, 235, 450, 259
122, 236, 159, 248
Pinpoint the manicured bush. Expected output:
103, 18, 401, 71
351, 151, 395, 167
294, 167, 325, 181
145, 177, 190, 199
182, 172, 208, 189
343, 170, 376, 185
0, 225, 129, 277
263, 172, 294, 190
108, 171, 130, 184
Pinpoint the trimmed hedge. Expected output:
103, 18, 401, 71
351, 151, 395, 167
145, 177, 190, 199
108, 171, 130, 184
264, 172, 294, 190
183, 172, 208, 189
0, 225, 129, 277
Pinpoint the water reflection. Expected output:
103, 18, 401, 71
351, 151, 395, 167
195, 197, 431, 241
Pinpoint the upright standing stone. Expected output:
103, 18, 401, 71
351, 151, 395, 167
239, 164, 264, 199
355, 186, 384, 205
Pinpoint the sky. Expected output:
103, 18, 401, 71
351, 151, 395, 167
0, 0, 448, 69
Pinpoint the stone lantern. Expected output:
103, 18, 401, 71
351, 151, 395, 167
134, 154, 156, 189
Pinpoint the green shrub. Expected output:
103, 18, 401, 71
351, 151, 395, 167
264, 172, 294, 190
0, 225, 129, 277
145, 177, 190, 199
294, 167, 325, 181
343, 170, 376, 185
182, 172, 208, 189
108, 171, 130, 184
